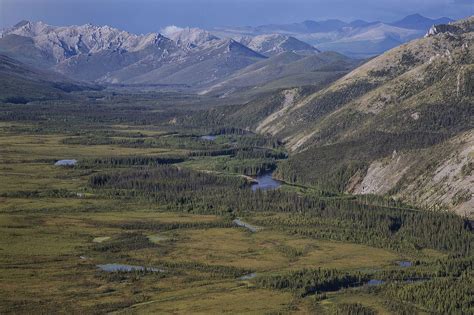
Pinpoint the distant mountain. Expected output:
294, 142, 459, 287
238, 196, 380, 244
390, 14, 453, 30
116, 38, 266, 87
255, 19, 348, 34
236, 34, 320, 56
0, 21, 184, 81
0, 21, 269, 87
201, 51, 358, 97
213, 14, 453, 58
313, 22, 422, 58
161, 26, 220, 50
2, 21, 356, 92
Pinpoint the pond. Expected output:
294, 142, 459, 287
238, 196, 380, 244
239, 273, 257, 280
201, 135, 217, 141
367, 279, 385, 286
54, 159, 77, 166
233, 218, 260, 232
147, 234, 168, 244
93, 236, 110, 243
97, 263, 164, 273
251, 173, 282, 191
397, 261, 412, 267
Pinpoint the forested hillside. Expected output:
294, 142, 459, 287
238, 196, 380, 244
225, 17, 474, 215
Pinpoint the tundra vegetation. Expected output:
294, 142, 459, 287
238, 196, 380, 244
0, 91, 472, 314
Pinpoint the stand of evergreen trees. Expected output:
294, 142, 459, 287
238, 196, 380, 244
88, 166, 473, 255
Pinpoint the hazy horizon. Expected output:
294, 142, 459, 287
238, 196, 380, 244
1, 0, 473, 34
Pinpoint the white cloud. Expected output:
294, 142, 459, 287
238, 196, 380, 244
161, 25, 183, 36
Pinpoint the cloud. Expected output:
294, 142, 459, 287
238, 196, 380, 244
160, 25, 183, 36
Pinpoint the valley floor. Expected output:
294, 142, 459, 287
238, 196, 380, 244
0, 96, 472, 314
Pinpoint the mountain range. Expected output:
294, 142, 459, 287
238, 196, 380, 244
214, 14, 454, 58
0, 21, 334, 92
0, 14, 454, 94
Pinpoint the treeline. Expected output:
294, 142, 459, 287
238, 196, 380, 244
79, 156, 185, 168
157, 260, 252, 279
209, 127, 251, 136
189, 147, 287, 159
89, 166, 248, 192
95, 220, 234, 232
254, 268, 369, 297
215, 158, 276, 176
93, 232, 158, 253
64, 135, 222, 150
1, 189, 78, 198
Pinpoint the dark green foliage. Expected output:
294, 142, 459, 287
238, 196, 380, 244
333, 303, 376, 315
80, 156, 185, 168
99, 220, 234, 231
254, 268, 369, 296
1, 189, 78, 198
3, 96, 29, 104
88, 165, 473, 254
276, 126, 461, 192
93, 232, 158, 253
383, 276, 473, 314
157, 260, 252, 279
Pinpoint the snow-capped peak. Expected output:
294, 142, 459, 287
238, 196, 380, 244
1, 21, 176, 62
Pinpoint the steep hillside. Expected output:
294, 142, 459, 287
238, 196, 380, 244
0, 54, 99, 103
240, 17, 474, 215
201, 51, 358, 97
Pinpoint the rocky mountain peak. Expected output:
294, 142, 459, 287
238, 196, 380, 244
161, 26, 219, 49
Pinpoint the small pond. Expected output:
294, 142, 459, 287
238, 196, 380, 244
397, 261, 412, 268
367, 279, 385, 286
239, 273, 257, 280
251, 173, 282, 192
54, 159, 77, 166
201, 135, 217, 141
97, 263, 164, 273
147, 234, 168, 244
233, 219, 260, 233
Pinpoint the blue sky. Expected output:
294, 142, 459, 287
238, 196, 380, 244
1, 0, 473, 33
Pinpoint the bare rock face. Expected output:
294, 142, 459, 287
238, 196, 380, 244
426, 17, 474, 37
426, 24, 462, 37
161, 26, 219, 50
236, 34, 320, 57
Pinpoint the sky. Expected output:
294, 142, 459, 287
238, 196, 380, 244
1, 0, 473, 33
